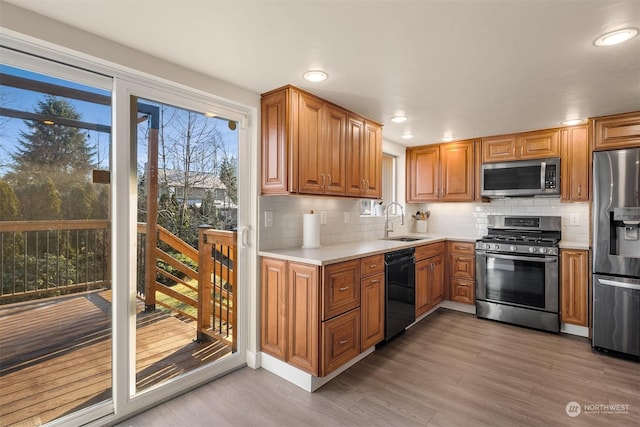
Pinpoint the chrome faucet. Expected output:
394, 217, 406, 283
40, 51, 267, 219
384, 202, 405, 238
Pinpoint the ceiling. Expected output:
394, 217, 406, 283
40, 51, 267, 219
4, 0, 640, 146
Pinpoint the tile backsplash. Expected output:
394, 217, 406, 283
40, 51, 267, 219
259, 196, 590, 250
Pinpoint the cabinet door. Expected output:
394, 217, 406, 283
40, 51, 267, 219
450, 254, 475, 280
430, 255, 445, 307
406, 146, 440, 202
415, 259, 431, 317
321, 308, 361, 376
260, 258, 287, 359
361, 273, 385, 350
451, 278, 475, 305
560, 249, 589, 327
297, 93, 326, 194
482, 136, 517, 162
261, 90, 290, 194
561, 125, 590, 202
288, 262, 319, 375
324, 104, 347, 195
440, 141, 475, 202
345, 114, 365, 197
593, 111, 640, 150
362, 121, 383, 199
323, 259, 360, 320
517, 129, 560, 159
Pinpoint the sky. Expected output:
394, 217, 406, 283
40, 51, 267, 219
0, 64, 239, 176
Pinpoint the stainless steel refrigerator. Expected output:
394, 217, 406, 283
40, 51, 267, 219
592, 147, 640, 358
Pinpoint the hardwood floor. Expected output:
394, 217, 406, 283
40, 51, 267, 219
0, 292, 231, 426
118, 309, 639, 427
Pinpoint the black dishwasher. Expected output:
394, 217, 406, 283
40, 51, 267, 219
384, 248, 416, 340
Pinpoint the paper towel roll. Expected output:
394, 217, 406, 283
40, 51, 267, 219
302, 212, 321, 248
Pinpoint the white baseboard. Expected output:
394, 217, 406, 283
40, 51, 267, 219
561, 323, 590, 338
439, 300, 476, 314
260, 347, 375, 392
245, 350, 260, 369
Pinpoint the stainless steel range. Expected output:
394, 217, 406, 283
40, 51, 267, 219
475, 215, 561, 333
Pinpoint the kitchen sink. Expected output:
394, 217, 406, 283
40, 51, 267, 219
382, 236, 430, 242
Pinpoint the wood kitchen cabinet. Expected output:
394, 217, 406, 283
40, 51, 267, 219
415, 242, 445, 317
345, 115, 382, 198
360, 254, 385, 350
560, 249, 590, 327
482, 129, 560, 163
261, 254, 378, 377
448, 241, 475, 305
406, 140, 475, 203
592, 111, 640, 150
561, 125, 590, 202
261, 85, 382, 198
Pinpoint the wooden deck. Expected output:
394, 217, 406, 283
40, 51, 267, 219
0, 291, 232, 427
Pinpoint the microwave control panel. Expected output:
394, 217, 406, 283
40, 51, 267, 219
545, 164, 557, 189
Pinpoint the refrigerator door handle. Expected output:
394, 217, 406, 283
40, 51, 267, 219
598, 278, 640, 291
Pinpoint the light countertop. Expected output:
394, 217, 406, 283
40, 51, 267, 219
259, 234, 476, 265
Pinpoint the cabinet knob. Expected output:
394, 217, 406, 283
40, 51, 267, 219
370, 279, 379, 284
339, 286, 350, 292
339, 339, 349, 345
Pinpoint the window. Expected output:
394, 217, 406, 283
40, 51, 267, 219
361, 153, 396, 216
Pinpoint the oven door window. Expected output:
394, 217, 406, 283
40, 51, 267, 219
485, 257, 545, 308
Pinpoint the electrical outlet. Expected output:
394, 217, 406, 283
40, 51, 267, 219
569, 213, 580, 226
264, 211, 273, 227
320, 211, 327, 225
344, 211, 350, 224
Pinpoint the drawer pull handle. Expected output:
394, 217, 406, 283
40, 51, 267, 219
339, 339, 349, 345
368, 264, 378, 268
339, 286, 350, 291
370, 279, 379, 284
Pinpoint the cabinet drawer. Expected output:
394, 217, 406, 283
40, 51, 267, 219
323, 259, 361, 320
451, 278, 475, 305
450, 255, 475, 280
321, 308, 361, 376
415, 241, 445, 261
448, 241, 474, 255
360, 254, 384, 277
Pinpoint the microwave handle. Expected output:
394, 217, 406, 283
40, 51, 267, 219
540, 161, 546, 190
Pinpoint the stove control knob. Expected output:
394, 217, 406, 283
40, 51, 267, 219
528, 247, 535, 253
485, 243, 491, 249
494, 244, 500, 250
539, 247, 547, 254
509, 245, 517, 252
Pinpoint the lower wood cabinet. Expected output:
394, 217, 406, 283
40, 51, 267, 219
261, 255, 382, 377
560, 249, 590, 327
448, 241, 476, 305
415, 242, 445, 317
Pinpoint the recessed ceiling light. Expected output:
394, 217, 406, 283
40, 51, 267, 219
442, 136, 454, 142
204, 112, 217, 118
562, 118, 584, 126
391, 115, 409, 123
303, 70, 328, 82
594, 28, 639, 47
401, 133, 414, 139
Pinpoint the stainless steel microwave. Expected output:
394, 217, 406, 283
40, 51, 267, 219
481, 158, 560, 198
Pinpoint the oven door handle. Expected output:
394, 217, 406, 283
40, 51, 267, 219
477, 251, 557, 263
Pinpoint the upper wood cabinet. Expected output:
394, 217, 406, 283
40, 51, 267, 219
261, 85, 382, 198
345, 115, 382, 198
592, 111, 640, 150
560, 249, 590, 327
406, 140, 475, 203
482, 129, 560, 163
561, 125, 590, 202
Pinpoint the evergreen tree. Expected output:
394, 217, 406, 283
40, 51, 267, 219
219, 156, 237, 204
0, 178, 20, 221
19, 177, 62, 221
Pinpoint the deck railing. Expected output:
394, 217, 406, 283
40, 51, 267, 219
1, 220, 235, 347
0, 220, 110, 303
